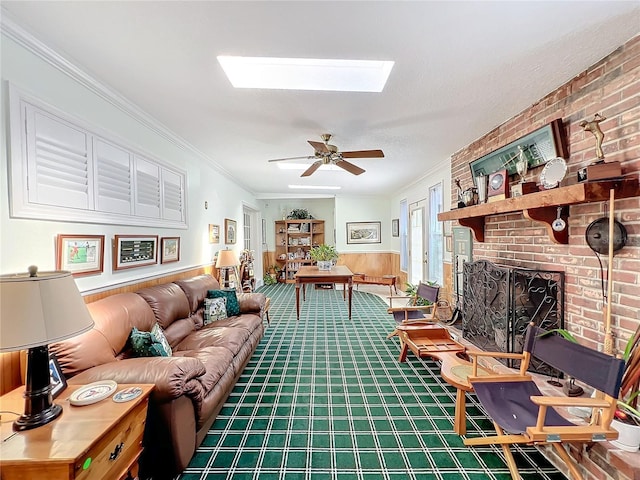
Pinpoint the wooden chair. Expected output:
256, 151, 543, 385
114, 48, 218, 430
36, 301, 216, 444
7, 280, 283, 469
464, 323, 625, 480
386, 282, 440, 340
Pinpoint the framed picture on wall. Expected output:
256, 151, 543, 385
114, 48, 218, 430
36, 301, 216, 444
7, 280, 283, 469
113, 235, 158, 271
161, 237, 180, 264
346, 222, 381, 244
391, 219, 399, 237
225, 219, 237, 244
209, 224, 220, 244
56, 234, 105, 277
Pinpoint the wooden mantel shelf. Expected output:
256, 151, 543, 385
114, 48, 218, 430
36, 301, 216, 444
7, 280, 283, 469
437, 178, 639, 244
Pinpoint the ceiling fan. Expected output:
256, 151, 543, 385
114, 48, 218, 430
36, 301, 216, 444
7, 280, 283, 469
268, 133, 384, 177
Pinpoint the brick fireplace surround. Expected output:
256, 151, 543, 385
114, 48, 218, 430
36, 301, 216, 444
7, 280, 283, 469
448, 35, 640, 480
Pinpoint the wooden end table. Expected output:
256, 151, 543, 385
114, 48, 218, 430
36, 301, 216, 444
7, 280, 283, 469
0, 383, 154, 480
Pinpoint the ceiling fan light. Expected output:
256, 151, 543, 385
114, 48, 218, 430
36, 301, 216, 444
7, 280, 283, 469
277, 163, 342, 171
217, 56, 394, 92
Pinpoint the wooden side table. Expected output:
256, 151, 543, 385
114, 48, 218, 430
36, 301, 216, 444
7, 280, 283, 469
0, 383, 154, 480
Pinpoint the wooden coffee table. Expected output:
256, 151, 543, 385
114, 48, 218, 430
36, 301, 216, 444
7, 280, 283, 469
294, 265, 354, 320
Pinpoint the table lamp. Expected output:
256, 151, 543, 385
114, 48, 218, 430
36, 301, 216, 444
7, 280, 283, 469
215, 249, 240, 291
0, 266, 94, 431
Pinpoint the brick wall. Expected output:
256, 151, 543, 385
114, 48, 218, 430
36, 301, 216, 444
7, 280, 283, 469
450, 34, 640, 354
450, 34, 640, 480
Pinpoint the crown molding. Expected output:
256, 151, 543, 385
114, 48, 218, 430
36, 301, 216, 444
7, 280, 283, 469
0, 11, 246, 190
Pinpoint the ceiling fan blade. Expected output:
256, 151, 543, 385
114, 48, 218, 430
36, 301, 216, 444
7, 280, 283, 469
335, 160, 365, 175
301, 161, 322, 177
308, 140, 330, 154
340, 149, 384, 159
268, 156, 314, 162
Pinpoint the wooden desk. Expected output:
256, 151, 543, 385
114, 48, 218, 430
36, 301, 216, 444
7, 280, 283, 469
0, 384, 154, 480
295, 265, 354, 320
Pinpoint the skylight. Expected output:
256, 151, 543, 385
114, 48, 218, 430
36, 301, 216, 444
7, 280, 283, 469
217, 56, 394, 92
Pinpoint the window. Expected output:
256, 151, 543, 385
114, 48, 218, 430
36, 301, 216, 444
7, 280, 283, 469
9, 85, 187, 228
399, 199, 408, 272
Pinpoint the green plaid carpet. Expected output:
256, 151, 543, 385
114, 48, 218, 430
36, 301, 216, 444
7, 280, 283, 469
179, 284, 565, 480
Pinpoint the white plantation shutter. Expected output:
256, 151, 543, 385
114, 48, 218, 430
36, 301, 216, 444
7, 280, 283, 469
11, 91, 187, 228
162, 168, 184, 221
26, 106, 93, 209
94, 138, 133, 215
134, 156, 161, 218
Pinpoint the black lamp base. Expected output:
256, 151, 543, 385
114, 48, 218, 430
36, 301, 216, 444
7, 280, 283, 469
14, 345, 62, 431
14, 403, 62, 431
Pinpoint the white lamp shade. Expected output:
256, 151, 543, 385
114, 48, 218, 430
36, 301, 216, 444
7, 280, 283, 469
216, 250, 240, 268
0, 270, 95, 351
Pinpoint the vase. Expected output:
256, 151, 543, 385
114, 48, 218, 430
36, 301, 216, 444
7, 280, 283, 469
611, 418, 640, 452
317, 261, 332, 271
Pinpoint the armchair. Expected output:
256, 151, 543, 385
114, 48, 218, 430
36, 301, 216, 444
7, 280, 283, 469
463, 323, 625, 480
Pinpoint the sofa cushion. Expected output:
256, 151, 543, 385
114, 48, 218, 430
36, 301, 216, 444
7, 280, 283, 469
177, 346, 234, 392
204, 298, 227, 325
208, 289, 240, 316
175, 326, 250, 357
136, 283, 192, 346
51, 292, 156, 376
175, 275, 219, 314
212, 314, 263, 335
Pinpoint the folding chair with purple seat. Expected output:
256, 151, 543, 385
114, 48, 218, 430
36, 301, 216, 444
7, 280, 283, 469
386, 282, 440, 340
463, 323, 625, 480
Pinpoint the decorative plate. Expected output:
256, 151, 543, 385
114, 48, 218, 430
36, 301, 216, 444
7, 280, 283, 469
70, 380, 118, 406
113, 387, 143, 403
539, 157, 567, 189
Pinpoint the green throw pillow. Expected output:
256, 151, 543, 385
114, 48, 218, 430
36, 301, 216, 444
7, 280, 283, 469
129, 324, 172, 357
207, 289, 240, 316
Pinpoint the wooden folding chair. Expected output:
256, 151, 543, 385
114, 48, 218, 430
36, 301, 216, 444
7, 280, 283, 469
386, 282, 440, 339
464, 323, 625, 480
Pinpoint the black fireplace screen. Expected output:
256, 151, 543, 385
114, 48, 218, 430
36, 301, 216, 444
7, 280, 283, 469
462, 260, 564, 376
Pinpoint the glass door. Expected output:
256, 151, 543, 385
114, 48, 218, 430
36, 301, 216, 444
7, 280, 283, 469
427, 183, 444, 285
409, 200, 426, 285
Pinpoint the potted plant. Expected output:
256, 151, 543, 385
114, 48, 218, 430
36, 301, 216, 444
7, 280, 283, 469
309, 244, 339, 271
263, 265, 280, 286
611, 324, 640, 451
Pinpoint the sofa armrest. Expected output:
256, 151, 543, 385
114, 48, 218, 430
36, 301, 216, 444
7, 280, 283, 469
67, 356, 206, 402
237, 292, 266, 314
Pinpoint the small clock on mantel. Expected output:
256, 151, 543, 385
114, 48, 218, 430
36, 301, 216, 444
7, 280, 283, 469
487, 169, 509, 202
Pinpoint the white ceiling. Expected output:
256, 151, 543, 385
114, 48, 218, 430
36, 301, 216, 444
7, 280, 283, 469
2, 1, 639, 198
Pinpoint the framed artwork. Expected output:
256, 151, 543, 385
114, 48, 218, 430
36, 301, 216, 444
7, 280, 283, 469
209, 224, 220, 244
469, 119, 567, 180
161, 237, 180, 264
56, 234, 105, 277
346, 222, 381, 244
225, 219, 237, 244
391, 219, 399, 237
445, 234, 453, 253
113, 235, 158, 271
49, 352, 67, 399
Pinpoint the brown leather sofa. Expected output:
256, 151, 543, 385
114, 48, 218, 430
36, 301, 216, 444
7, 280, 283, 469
51, 274, 266, 479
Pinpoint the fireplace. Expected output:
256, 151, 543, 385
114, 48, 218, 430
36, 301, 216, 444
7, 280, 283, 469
462, 260, 564, 375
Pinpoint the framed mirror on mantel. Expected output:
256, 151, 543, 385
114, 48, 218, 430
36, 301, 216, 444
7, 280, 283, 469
438, 178, 640, 244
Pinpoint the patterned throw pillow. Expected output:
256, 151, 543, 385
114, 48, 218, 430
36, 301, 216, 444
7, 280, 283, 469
204, 297, 227, 325
129, 323, 172, 357
207, 289, 240, 317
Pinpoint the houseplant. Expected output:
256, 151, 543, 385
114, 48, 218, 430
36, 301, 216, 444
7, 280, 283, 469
309, 244, 339, 271
611, 324, 640, 451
